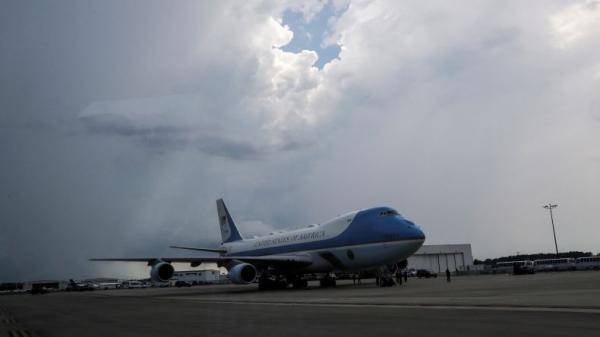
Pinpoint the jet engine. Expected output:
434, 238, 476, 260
228, 263, 257, 284
150, 262, 175, 282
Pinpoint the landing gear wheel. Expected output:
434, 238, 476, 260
292, 278, 308, 289
380, 277, 394, 287
258, 275, 287, 290
319, 275, 336, 288
258, 276, 273, 291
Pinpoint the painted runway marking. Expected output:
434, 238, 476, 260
2, 317, 17, 324
173, 299, 600, 314
7, 330, 33, 337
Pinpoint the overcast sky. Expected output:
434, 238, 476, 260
1, 0, 599, 282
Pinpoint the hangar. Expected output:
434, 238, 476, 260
407, 244, 474, 273
23, 280, 68, 291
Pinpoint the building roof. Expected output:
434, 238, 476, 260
414, 244, 472, 254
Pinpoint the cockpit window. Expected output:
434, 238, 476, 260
379, 209, 400, 217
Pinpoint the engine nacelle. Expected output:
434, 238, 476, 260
228, 263, 257, 284
150, 262, 174, 282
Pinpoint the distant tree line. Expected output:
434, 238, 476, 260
474, 251, 594, 266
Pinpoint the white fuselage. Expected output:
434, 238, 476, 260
222, 210, 425, 273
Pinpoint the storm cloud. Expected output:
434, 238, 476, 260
1, 0, 599, 281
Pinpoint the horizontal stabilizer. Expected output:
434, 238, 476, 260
90, 254, 313, 266
169, 245, 227, 253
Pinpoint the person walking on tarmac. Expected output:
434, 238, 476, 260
446, 268, 451, 282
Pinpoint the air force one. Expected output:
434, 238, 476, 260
91, 199, 426, 289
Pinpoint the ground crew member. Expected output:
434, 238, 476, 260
396, 270, 402, 285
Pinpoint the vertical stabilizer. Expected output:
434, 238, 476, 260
216, 199, 243, 243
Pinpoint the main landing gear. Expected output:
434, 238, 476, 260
258, 273, 308, 290
290, 275, 309, 289
257, 273, 337, 290
258, 274, 286, 290
319, 274, 336, 288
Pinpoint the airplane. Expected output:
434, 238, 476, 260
91, 199, 426, 290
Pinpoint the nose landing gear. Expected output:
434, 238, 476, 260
376, 264, 400, 287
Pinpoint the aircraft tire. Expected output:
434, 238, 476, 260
292, 278, 308, 289
258, 281, 270, 291
258, 275, 274, 290
380, 277, 394, 287
259, 276, 289, 290
319, 276, 336, 288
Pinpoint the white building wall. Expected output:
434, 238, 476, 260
172, 270, 220, 284
407, 244, 474, 273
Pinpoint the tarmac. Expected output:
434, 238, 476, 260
1, 271, 600, 337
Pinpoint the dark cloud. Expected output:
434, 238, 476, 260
193, 136, 264, 160
78, 112, 294, 160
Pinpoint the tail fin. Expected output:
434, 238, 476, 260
216, 198, 243, 243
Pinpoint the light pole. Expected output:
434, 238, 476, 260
543, 203, 559, 256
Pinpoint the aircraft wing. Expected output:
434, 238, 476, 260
90, 254, 313, 266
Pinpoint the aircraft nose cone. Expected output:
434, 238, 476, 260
413, 226, 426, 241
405, 220, 425, 241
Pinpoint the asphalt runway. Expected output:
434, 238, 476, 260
2, 271, 600, 337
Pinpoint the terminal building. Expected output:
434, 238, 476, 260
407, 244, 474, 273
